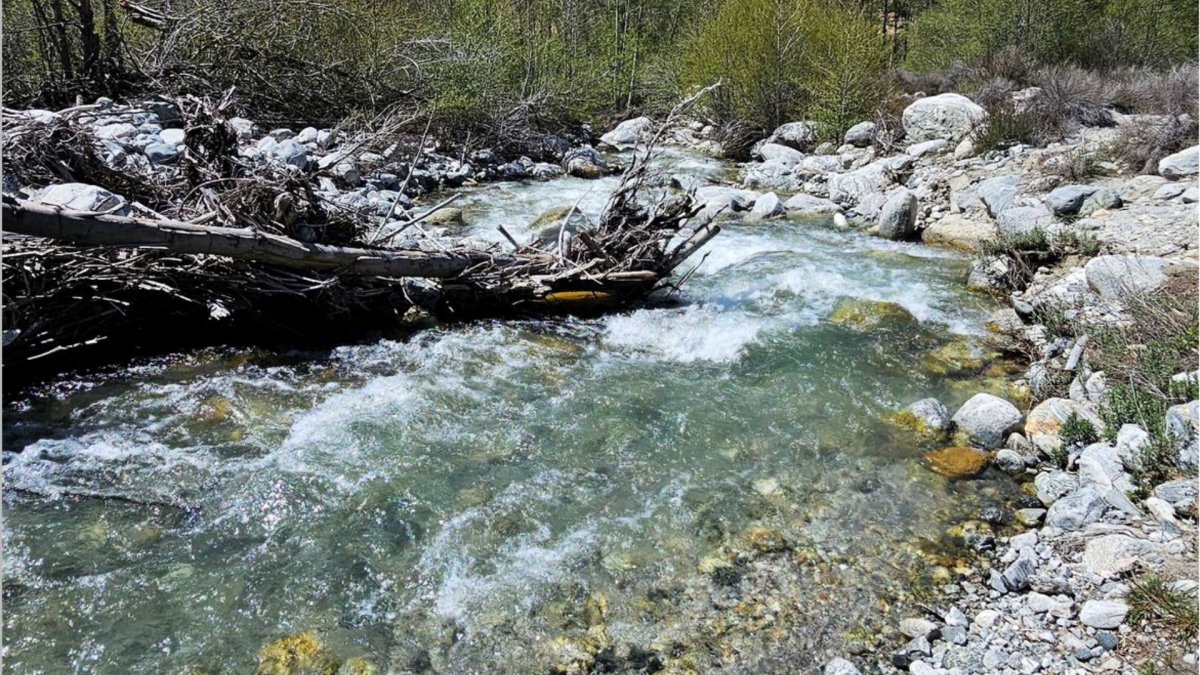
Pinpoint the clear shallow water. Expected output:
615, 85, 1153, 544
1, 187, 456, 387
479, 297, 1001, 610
4, 150, 1017, 673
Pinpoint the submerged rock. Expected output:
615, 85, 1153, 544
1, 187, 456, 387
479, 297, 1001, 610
256, 631, 337, 675
828, 298, 918, 331
926, 446, 992, 478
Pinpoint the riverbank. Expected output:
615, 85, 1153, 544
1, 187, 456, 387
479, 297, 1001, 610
2, 86, 1197, 674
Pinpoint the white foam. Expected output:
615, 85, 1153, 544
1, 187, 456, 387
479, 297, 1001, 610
603, 305, 768, 364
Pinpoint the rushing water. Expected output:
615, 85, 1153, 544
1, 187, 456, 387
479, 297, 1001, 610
3, 150, 1021, 673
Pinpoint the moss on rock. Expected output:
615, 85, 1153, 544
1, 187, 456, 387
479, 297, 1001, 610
828, 298, 919, 331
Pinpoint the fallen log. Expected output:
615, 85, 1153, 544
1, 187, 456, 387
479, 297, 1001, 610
1, 195, 523, 278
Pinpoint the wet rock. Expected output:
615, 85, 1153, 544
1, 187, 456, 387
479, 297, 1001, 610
1079, 599, 1128, 628
951, 393, 1022, 449
745, 525, 787, 553
531, 162, 565, 180
257, 631, 337, 675
919, 337, 986, 377
37, 182, 129, 214
875, 187, 918, 240
1014, 508, 1046, 526
844, 121, 875, 148
901, 398, 951, 435
599, 117, 652, 149
1084, 255, 1171, 301
336, 658, 377, 675
748, 192, 784, 220
1045, 487, 1108, 530
902, 93, 986, 143
1024, 397, 1102, 455
927, 447, 992, 479
946, 519, 995, 551
1158, 145, 1199, 179
563, 146, 608, 179
993, 449, 1025, 474
827, 298, 918, 331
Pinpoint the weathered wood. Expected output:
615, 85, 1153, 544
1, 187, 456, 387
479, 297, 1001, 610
2, 196, 521, 278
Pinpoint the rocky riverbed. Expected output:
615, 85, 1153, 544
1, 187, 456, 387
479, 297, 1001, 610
3, 89, 1198, 674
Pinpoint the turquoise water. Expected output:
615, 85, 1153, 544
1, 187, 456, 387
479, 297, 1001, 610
3, 152, 1018, 673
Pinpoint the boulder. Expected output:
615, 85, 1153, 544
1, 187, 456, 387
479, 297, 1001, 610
921, 214, 998, 252
1045, 487, 1108, 530
951, 393, 1022, 448
1118, 174, 1169, 202
295, 127, 319, 144
748, 192, 784, 220
563, 146, 609, 179
1154, 182, 1187, 200
758, 142, 806, 166
1083, 255, 1171, 301
1154, 478, 1198, 514
975, 175, 1021, 217
995, 204, 1052, 236
767, 121, 818, 151
1079, 600, 1128, 629
37, 183, 128, 214
269, 139, 309, 169
741, 161, 802, 192
599, 116, 653, 149
1024, 397, 1103, 455
1077, 442, 1134, 493
1035, 470, 1078, 506
1158, 145, 1199, 179
1081, 534, 1154, 577
1079, 188, 1122, 215
844, 121, 876, 148
908, 398, 951, 432
784, 193, 841, 216
902, 93, 986, 143
875, 187, 918, 240
827, 156, 911, 206
1046, 184, 1099, 216
694, 186, 760, 220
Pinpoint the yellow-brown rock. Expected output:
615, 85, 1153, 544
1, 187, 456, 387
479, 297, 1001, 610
925, 446, 992, 478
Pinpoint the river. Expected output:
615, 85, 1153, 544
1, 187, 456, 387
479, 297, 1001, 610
2, 149, 1022, 673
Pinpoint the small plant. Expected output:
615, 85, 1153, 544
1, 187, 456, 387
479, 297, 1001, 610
1060, 412, 1099, 447
974, 106, 1041, 153
1127, 574, 1200, 637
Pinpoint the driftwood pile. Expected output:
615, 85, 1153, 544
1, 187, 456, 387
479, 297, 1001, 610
1, 94, 720, 381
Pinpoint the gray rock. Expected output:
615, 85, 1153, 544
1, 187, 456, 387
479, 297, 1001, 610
1184, 186, 1199, 203
921, 213, 999, 251
758, 142, 806, 166
951, 393, 1023, 449
228, 117, 258, 141
530, 162, 565, 180
295, 127, 319, 144
1025, 397, 1103, 455
94, 122, 137, 141
1158, 145, 1199, 179
159, 128, 186, 146
975, 175, 1021, 216
1078, 442, 1134, 493
268, 128, 295, 141
902, 93, 987, 143
942, 624, 968, 645
1119, 174, 1170, 202
993, 449, 1025, 474
599, 116, 652, 149
827, 157, 910, 206
1166, 401, 1199, 470
900, 617, 938, 639
844, 121, 876, 148
783, 193, 841, 216
906, 139, 950, 157
1045, 487, 1108, 530
694, 186, 760, 220
748, 192, 784, 220
1002, 547, 1038, 591
1046, 184, 1099, 216
144, 142, 179, 164
37, 183, 128, 213
1082, 534, 1153, 577
1084, 255, 1172, 301
875, 187, 918, 240
1079, 599, 1128, 628
823, 657, 860, 675
1097, 631, 1118, 651
1154, 478, 1198, 513
1079, 188, 1122, 215
270, 139, 309, 169
563, 146, 608, 178
1154, 182, 1187, 200
767, 121, 817, 151
995, 203, 1053, 236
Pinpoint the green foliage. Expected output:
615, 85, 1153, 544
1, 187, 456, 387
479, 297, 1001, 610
1061, 412, 1100, 448
680, 0, 892, 135
905, 0, 1198, 72
1127, 574, 1200, 637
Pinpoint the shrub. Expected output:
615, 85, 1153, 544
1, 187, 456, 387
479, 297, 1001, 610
1061, 412, 1100, 448
1127, 573, 1200, 637
974, 106, 1043, 153
1112, 115, 1200, 175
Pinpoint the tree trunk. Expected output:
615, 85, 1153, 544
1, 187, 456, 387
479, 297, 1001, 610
1, 197, 528, 278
